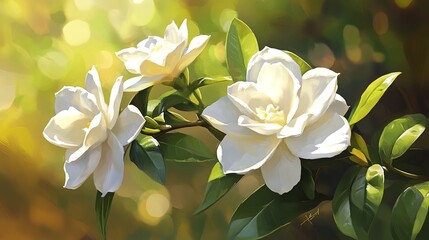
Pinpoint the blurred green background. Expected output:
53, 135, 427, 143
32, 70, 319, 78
1, 0, 429, 239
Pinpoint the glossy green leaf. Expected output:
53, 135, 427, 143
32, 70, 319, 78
348, 72, 401, 125
301, 167, 315, 200
204, 122, 226, 141
349, 147, 369, 166
187, 76, 232, 93
379, 114, 427, 166
130, 134, 165, 184
146, 99, 160, 116
349, 164, 385, 239
163, 110, 190, 125
332, 166, 360, 239
391, 182, 429, 240
130, 87, 152, 116
351, 132, 370, 160
172, 69, 190, 92
157, 132, 215, 162
284, 50, 312, 74
144, 116, 159, 129
152, 92, 198, 117
227, 185, 323, 240
367, 144, 382, 165
226, 18, 259, 82
194, 163, 242, 215
348, 133, 370, 165
95, 191, 114, 240
227, 186, 277, 240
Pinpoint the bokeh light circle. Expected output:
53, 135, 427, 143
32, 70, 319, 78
62, 19, 91, 46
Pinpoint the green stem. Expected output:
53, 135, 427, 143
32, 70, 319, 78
144, 120, 205, 137
160, 120, 204, 132
192, 91, 205, 113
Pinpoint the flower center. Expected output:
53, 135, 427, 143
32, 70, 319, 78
255, 104, 286, 125
150, 42, 163, 52
85, 121, 91, 129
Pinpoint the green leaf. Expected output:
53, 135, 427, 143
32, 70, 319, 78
227, 185, 323, 240
205, 122, 226, 141
379, 114, 427, 166
301, 167, 315, 200
95, 191, 114, 240
226, 18, 259, 82
284, 50, 312, 74
348, 72, 401, 125
144, 116, 159, 129
194, 163, 242, 215
391, 182, 429, 240
332, 166, 360, 239
349, 132, 371, 164
146, 99, 160, 116
163, 110, 190, 125
157, 132, 215, 162
367, 144, 382, 165
351, 132, 370, 160
349, 164, 385, 239
187, 76, 232, 93
349, 147, 369, 166
130, 134, 165, 184
130, 87, 152, 116
172, 69, 190, 92
152, 92, 198, 117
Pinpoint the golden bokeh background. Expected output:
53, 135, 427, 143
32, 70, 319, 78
1, 0, 428, 239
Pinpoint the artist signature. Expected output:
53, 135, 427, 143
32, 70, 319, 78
300, 208, 320, 226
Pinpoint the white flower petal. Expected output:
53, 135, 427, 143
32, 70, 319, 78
177, 35, 210, 72
142, 41, 181, 72
65, 146, 89, 163
277, 113, 310, 138
108, 77, 123, 128
217, 135, 280, 174
112, 105, 145, 145
238, 115, 282, 135
165, 40, 187, 74
84, 113, 108, 147
329, 94, 349, 116
164, 20, 183, 44
286, 111, 351, 159
295, 68, 338, 124
261, 143, 301, 194
202, 96, 255, 136
137, 36, 164, 50
117, 19, 206, 84
43, 107, 88, 148
247, 47, 301, 88
115, 47, 148, 74
255, 62, 300, 120
67, 113, 107, 162
178, 19, 188, 43
63, 146, 101, 189
227, 81, 273, 118
93, 133, 125, 197
139, 60, 171, 76
123, 75, 167, 92
54, 86, 98, 116
85, 66, 107, 113
143, 45, 186, 76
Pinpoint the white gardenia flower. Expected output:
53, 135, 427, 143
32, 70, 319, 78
116, 19, 210, 92
202, 47, 351, 194
43, 67, 145, 196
